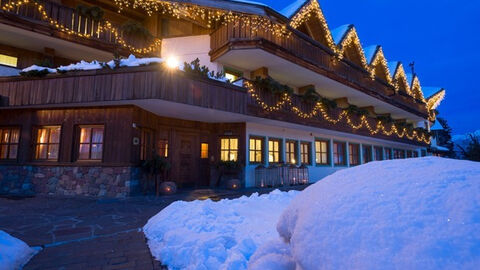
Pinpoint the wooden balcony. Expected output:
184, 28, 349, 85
0, 0, 149, 55
0, 66, 427, 146
209, 22, 428, 119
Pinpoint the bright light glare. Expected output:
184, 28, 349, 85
166, 56, 179, 69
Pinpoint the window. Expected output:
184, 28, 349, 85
300, 142, 311, 165
362, 145, 372, 163
333, 142, 346, 166
421, 149, 427, 157
0, 127, 20, 160
157, 139, 168, 158
315, 139, 329, 165
406, 150, 413, 158
285, 140, 297, 164
268, 138, 281, 163
201, 143, 209, 159
140, 128, 154, 161
0, 54, 17, 67
34, 126, 61, 160
349, 143, 360, 166
224, 67, 242, 82
393, 149, 405, 159
374, 146, 383, 161
249, 137, 264, 163
220, 138, 238, 161
413, 151, 419, 158
384, 148, 392, 160
78, 126, 104, 160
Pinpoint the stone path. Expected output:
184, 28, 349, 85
0, 186, 307, 269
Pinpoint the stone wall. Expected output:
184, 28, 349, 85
0, 165, 142, 198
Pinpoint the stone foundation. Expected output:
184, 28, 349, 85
0, 165, 142, 198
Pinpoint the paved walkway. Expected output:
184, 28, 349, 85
0, 186, 307, 269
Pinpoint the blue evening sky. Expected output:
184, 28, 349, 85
256, 0, 480, 135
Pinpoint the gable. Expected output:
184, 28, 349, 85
337, 27, 369, 69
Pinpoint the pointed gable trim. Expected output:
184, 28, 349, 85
334, 25, 369, 70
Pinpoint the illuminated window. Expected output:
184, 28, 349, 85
333, 141, 346, 166
201, 143, 209, 159
315, 139, 329, 165
0, 127, 20, 160
140, 128, 154, 160
349, 143, 360, 166
268, 138, 281, 163
300, 142, 311, 165
35, 126, 61, 160
78, 126, 103, 160
157, 139, 168, 158
220, 138, 238, 161
374, 146, 383, 161
285, 140, 297, 164
0, 54, 17, 67
249, 137, 263, 163
224, 67, 242, 82
362, 145, 372, 163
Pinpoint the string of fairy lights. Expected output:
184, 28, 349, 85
245, 81, 431, 144
1, 0, 162, 54
112, 0, 289, 37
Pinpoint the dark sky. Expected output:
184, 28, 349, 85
256, 0, 480, 135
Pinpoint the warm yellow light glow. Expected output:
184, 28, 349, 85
166, 56, 179, 69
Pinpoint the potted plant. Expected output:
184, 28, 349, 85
141, 153, 171, 196
215, 160, 243, 188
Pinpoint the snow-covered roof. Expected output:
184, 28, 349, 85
280, 0, 308, 18
422, 87, 443, 99
387, 61, 399, 76
363, 45, 378, 65
433, 145, 449, 152
431, 121, 443, 131
331, 24, 352, 45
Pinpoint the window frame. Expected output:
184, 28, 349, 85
248, 136, 264, 164
285, 140, 298, 165
333, 141, 347, 166
300, 141, 312, 165
33, 125, 62, 161
140, 127, 155, 161
0, 126, 21, 161
200, 142, 209, 159
314, 138, 330, 166
0, 53, 18, 67
268, 137, 282, 164
362, 144, 372, 163
157, 138, 169, 158
384, 148, 392, 160
220, 137, 239, 162
76, 125, 104, 161
374, 146, 383, 161
349, 143, 360, 166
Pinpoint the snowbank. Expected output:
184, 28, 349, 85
0, 230, 38, 270
250, 157, 480, 270
106, 54, 163, 68
143, 190, 299, 270
57, 60, 103, 72
21, 65, 56, 74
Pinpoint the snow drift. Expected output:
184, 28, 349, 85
143, 190, 299, 270
250, 157, 480, 270
0, 230, 38, 270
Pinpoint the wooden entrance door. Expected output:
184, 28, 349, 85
177, 133, 196, 187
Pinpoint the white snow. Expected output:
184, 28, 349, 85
57, 60, 103, 72
21, 65, 56, 74
0, 230, 38, 270
363, 45, 378, 65
143, 190, 299, 270
280, 0, 308, 18
331, 24, 351, 44
106, 54, 163, 68
250, 157, 480, 270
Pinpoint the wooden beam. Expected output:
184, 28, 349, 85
360, 106, 376, 117
298, 85, 314, 95
250, 67, 268, 79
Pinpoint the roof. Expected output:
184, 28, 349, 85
363, 45, 378, 65
331, 24, 352, 44
280, 0, 309, 18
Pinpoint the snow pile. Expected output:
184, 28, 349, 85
143, 190, 299, 270
106, 54, 163, 68
57, 60, 103, 72
250, 157, 480, 270
21, 65, 56, 74
0, 230, 38, 270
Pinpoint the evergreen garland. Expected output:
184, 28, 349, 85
252, 76, 293, 96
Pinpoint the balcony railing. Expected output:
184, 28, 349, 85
210, 22, 428, 118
